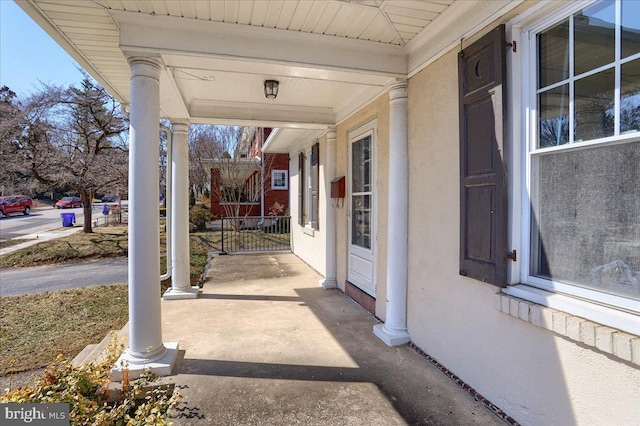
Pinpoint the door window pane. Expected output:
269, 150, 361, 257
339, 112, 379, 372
538, 19, 569, 88
539, 84, 570, 147
575, 69, 615, 141
530, 141, 640, 300
574, 0, 615, 76
352, 136, 371, 193
352, 195, 371, 249
621, 58, 640, 134
621, 0, 640, 59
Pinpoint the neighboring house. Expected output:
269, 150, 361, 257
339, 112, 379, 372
21, 1, 639, 424
202, 127, 289, 218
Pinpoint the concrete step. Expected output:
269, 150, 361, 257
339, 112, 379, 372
72, 331, 118, 367
71, 344, 98, 366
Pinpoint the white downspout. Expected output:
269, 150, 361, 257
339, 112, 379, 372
160, 125, 172, 281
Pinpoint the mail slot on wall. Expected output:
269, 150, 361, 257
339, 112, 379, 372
331, 176, 345, 198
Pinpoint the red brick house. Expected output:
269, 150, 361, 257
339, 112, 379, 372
206, 127, 289, 218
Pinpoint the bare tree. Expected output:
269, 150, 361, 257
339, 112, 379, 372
0, 86, 29, 195
188, 125, 228, 195
204, 126, 279, 231
2, 79, 128, 232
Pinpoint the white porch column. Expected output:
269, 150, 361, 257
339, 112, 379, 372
320, 128, 337, 289
164, 121, 199, 299
113, 57, 177, 379
374, 80, 411, 346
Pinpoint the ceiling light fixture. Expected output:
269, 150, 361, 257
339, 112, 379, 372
264, 80, 279, 99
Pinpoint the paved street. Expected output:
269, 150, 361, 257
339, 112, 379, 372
0, 257, 128, 297
0, 207, 85, 241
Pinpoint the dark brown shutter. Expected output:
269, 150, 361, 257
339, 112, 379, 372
298, 152, 304, 226
311, 143, 319, 230
459, 24, 508, 287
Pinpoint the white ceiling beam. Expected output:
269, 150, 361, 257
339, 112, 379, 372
162, 54, 393, 87
111, 10, 407, 77
189, 100, 334, 129
158, 68, 190, 120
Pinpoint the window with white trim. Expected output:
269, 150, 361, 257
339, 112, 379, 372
271, 170, 288, 190
523, 0, 640, 314
297, 143, 319, 230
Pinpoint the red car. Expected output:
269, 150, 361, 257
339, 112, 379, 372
55, 196, 83, 209
0, 195, 33, 219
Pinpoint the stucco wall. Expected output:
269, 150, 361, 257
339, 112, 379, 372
335, 95, 390, 320
289, 94, 390, 319
290, 135, 327, 277
406, 45, 640, 425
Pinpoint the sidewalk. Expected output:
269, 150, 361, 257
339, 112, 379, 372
159, 253, 506, 425
0, 226, 82, 256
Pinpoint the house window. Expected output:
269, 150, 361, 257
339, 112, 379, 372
271, 170, 288, 190
297, 144, 319, 229
524, 0, 640, 313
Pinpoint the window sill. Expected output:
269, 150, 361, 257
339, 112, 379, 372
302, 226, 315, 237
497, 286, 639, 366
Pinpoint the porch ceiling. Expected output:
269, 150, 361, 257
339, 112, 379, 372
17, 0, 522, 148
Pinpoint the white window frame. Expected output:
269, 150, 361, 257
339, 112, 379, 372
299, 146, 314, 229
305, 148, 312, 227
271, 170, 288, 190
505, 0, 640, 335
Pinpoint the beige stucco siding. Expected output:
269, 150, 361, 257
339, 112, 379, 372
334, 95, 390, 320
290, 134, 328, 276
290, 94, 390, 319
406, 43, 640, 426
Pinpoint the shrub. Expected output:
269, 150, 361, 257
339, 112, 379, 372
189, 189, 196, 208
0, 335, 180, 425
189, 205, 213, 232
269, 201, 285, 216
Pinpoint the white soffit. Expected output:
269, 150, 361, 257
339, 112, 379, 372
263, 128, 326, 154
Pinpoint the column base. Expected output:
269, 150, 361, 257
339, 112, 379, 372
111, 342, 179, 381
373, 324, 410, 347
319, 278, 338, 289
163, 286, 201, 300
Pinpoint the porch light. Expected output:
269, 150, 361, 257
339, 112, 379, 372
264, 80, 279, 99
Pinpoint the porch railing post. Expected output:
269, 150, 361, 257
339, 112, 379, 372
221, 216, 225, 253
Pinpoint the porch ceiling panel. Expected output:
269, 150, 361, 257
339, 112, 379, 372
172, 69, 372, 110
99, 0, 431, 45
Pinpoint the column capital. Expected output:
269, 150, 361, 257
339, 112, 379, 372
325, 127, 337, 142
128, 56, 161, 80
387, 79, 408, 102
170, 121, 190, 134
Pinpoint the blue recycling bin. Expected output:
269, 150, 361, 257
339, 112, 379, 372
102, 204, 110, 215
61, 212, 75, 227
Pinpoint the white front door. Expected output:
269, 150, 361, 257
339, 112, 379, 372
348, 120, 376, 297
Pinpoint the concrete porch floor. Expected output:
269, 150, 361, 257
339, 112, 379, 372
160, 252, 506, 425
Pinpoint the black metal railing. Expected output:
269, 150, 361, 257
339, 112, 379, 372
94, 204, 127, 227
220, 215, 291, 253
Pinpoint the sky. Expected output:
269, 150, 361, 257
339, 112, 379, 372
0, 0, 84, 98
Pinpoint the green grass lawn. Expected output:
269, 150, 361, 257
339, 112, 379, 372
0, 227, 222, 376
